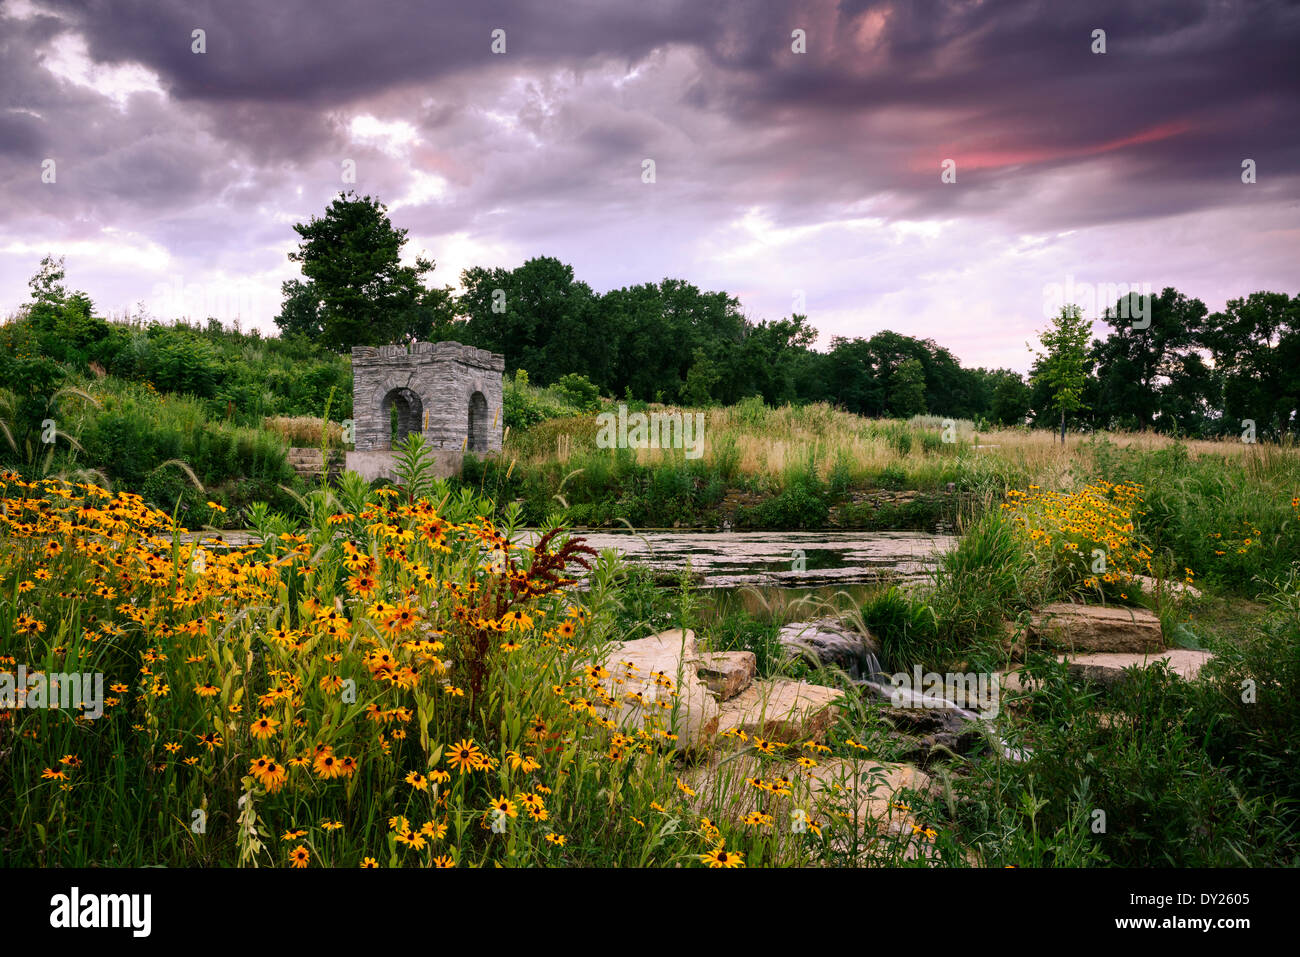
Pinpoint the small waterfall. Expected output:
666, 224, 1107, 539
853, 674, 1030, 763
860, 649, 884, 682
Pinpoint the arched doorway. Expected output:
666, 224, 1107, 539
381, 387, 423, 445
467, 391, 489, 452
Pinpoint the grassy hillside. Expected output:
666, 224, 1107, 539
0, 312, 353, 519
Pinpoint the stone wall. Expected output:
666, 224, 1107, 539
345, 449, 466, 482
350, 341, 505, 453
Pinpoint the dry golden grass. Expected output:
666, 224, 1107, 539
264, 415, 345, 448
501, 401, 1285, 491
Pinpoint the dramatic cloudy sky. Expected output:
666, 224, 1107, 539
1, 0, 1297, 372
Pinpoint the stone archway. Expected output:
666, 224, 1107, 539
381, 387, 423, 444
467, 391, 489, 453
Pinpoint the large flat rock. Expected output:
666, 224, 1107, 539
806, 758, 943, 861
594, 629, 720, 748
1134, 575, 1203, 601
806, 758, 932, 825
717, 678, 844, 743
1030, 602, 1163, 654
999, 648, 1214, 692
684, 753, 936, 859
1064, 648, 1214, 687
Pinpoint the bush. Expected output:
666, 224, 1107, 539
552, 373, 601, 412
503, 372, 572, 429
875, 463, 908, 490
142, 331, 222, 397
739, 481, 828, 530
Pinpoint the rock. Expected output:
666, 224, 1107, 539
896, 730, 986, 766
1064, 648, 1214, 687
995, 669, 1036, 696
778, 618, 879, 678
717, 678, 844, 743
1000, 619, 1029, 660
806, 758, 943, 860
684, 751, 958, 863
1030, 602, 1163, 654
1134, 575, 1203, 601
806, 757, 932, 820
999, 648, 1214, 692
690, 651, 756, 702
593, 629, 720, 748
857, 679, 990, 764
858, 677, 983, 722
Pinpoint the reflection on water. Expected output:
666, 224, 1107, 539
192, 528, 954, 594
546, 529, 955, 591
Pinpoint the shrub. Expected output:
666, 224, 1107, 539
739, 482, 828, 530
551, 373, 601, 412
142, 331, 222, 397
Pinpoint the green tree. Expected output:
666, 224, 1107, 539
1030, 304, 1092, 442
1089, 288, 1208, 432
889, 357, 928, 417
990, 372, 1031, 425
458, 257, 601, 385
276, 192, 437, 351
274, 278, 323, 340
1203, 291, 1300, 439
682, 348, 722, 406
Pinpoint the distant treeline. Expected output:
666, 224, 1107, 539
4, 249, 1298, 443
268, 193, 1298, 439
427, 257, 1298, 439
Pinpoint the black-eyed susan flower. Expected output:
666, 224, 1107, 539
446, 738, 484, 774
250, 716, 280, 740
700, 844, 744, 868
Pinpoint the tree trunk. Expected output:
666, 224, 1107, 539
1059, 410, 1066, 444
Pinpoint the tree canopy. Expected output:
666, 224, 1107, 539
235, 192, 1300, 438
275, 192, 453, 351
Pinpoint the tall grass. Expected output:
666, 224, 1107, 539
264, 415, 346, 448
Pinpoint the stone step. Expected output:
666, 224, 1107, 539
1029, 602, 1163, 654
684, 753, 944, 862
999, 648, 1214, 693
1062, 648, 1214, 688
591, 629, 721, 749
286, 447, 344, 480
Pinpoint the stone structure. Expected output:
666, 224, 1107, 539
346, 341, 504, 481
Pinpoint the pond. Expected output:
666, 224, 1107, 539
188, 528, 955, 592
537, 529, 955, 591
